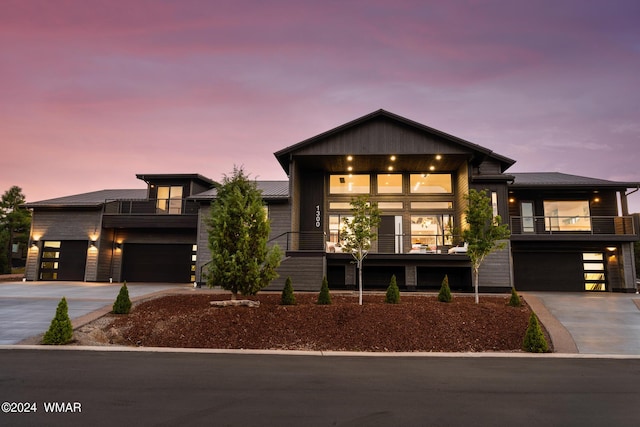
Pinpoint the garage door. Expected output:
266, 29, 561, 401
513, 252, 583, 291
122, 244, 193, 283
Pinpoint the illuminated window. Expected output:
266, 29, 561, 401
378, 202, 403, 210
410, 201, 453, 210
583, 253, 606, 291
377, 174, 402, 194
329, 175, 370, 194
157, 186, 183, 214
410, 174, 452, 193
410, 215, 453, 247
544, 201, 590, 232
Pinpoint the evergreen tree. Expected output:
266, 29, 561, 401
42, 297, 73, 345
0, 186, 31, 274
207, 167, 282, 298
385, 274, 400, 304
113, 282, 132, 314
281, 277, 296, 305
522, 313, 549, 353
438, 274, 452, 303
462, 189, 511, 303
508, 287, 522, 307
317, 276, 332, 305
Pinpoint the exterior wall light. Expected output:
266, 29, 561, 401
31, 240, 39, 248
115, 242, 123, 250
89, 240, 97, 248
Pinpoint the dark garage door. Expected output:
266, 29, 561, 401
513, 252, 583, 291
122, 244, 192, 283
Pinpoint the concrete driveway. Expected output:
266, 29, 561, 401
526, 292, 640, 355
0, 281, 190, 344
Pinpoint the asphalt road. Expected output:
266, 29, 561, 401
1, 349, 639, 427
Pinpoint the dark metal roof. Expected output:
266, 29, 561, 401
25, 189, 147, 208
274, 109, 516, 174
510, 172, 640, 189
191, 180, 289, 201
135, 173, 217, 187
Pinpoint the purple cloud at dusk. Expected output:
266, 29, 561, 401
1, 0, 639, 211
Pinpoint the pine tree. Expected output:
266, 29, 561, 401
113, 282, 132, 314
438, 274, 452, 303
522, 313, 549, 353
385, 274, 400, 304
42, 297, 73, 345
207, 167, 282, 298
317, 276, 332, 305
508, 287, 522, 307
281, 277, 296, 305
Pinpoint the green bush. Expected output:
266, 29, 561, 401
317, 276, 332, 305
281, 277, 296, 305
508, 287, 522, 307
437, 274, 452, 303
113, 281, 132, 314
522, 313, 549, 353
42, 297, 73, 345
385, 275, 400, 304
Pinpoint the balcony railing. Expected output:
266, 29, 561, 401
510, 216, 636, 236
270, 231, 466, 254
103, 199, 199, 215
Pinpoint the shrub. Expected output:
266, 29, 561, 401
508, 287, 522, 307
522, 313, 549, 353
437, 275, 452, 303
385, 275, 400, 304
113, 281, 132, 314
281, 277, 296, 305
317, 276, 332, 305
42, 297, 73, 345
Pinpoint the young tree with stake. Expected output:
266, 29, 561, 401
341, 195, 381, 305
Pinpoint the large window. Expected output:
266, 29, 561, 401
377, 174, 403, 194
329, 175, 370, 194
544, 201, 591, 232
410, 174, 452, 194
328, 214, 353, 250
410, 215, 453, 249
157, 186, 183, 214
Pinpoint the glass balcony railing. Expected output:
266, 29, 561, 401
510, 216, 636, 236
103, 199, 199, 215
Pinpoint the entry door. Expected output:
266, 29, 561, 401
379, 216, 403, 254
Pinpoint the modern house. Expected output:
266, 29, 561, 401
24, 110, 640, 292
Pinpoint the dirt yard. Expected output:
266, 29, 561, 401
71, 292, 546, 352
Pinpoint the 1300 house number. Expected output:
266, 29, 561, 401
315, 205, 321, 228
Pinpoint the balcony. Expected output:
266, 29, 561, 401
270, 231, 467, 256
102, 199, 199, 228
510, 216, 638, 241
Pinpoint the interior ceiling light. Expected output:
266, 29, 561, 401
347, 166, 353, 171
347, 155, 353, 161
429, 166, 435, 171
388, 166, 393, 171
390, 155, 396, 161
435, 154, 442, 160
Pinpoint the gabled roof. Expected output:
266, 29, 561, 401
25, 189, 147, 208
510, 172, 640, 189
190, 180, 289, 201
274, 109, 516, 174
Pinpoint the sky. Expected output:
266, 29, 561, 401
1, 0, 639, 212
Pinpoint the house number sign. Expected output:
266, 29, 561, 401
315, 205, 321, 228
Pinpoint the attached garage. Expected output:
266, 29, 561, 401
121, 243, 193, 283
39, 240, 88, 281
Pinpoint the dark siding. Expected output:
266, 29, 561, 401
299, 171, 324, 250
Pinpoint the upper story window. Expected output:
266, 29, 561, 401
544, 200, 591, 231
410, 174, 452, 194
156, 186, 183, 214
329, 174, 370, 194
377, 174, 403, 194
